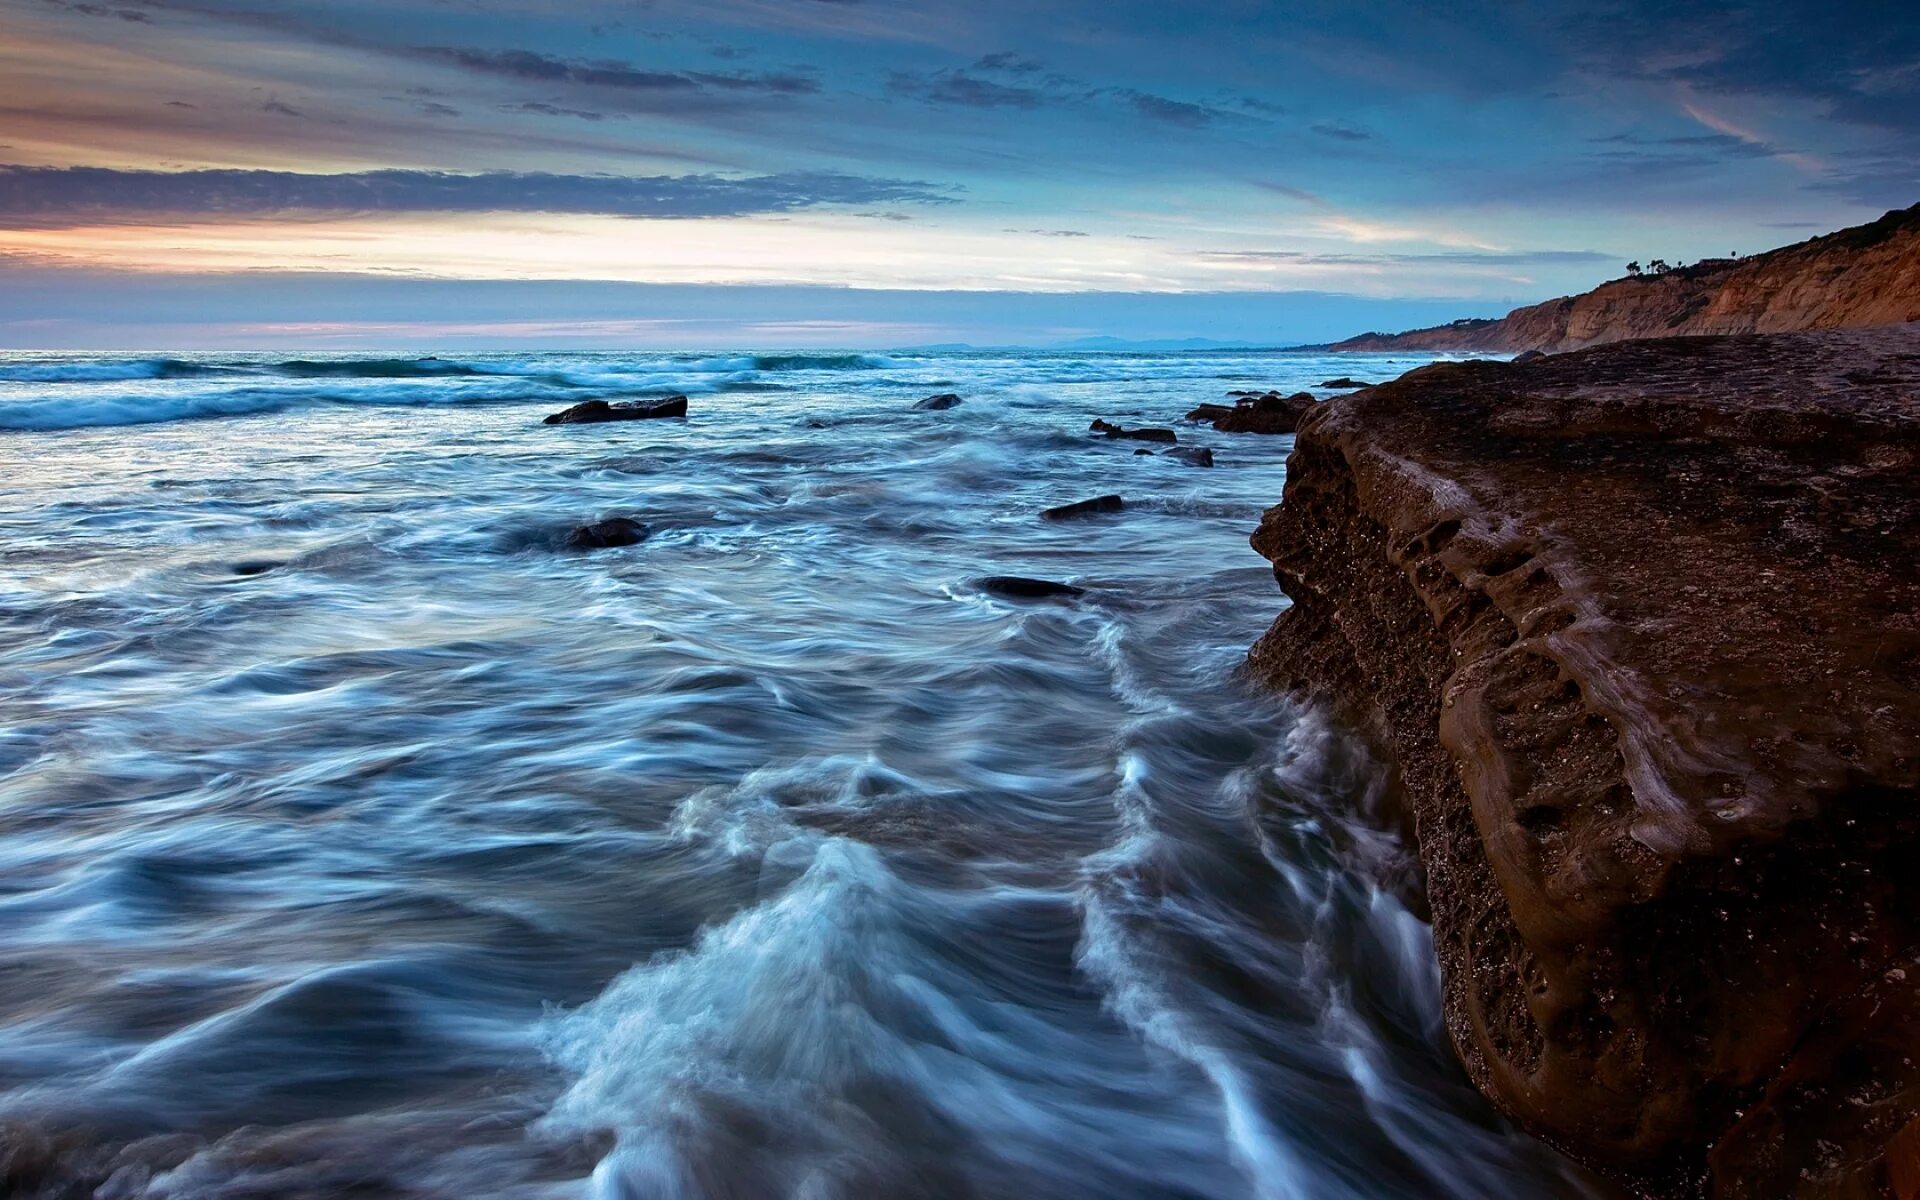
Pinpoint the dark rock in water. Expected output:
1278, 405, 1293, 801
914, 393, 963, 410
1247, 326, 1920, 1197
1042, 494, 1125, 520
1133, 448, 1154, 455
1319, 377, 1375, 388
1191, 390, 1315, 434
974, 575, 1085, 599
1164, 446, 1215, 467
807, 420, 828, 429
1226, 389, 1265, 397
565, 517, 652, 550
1089, 419, 1178, 444
544, 396, 688, 425
1511, 349, 1547, 364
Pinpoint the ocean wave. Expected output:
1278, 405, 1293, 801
751, 353, 898, 372
0, 382, 578, 430
0, 358, 239, 384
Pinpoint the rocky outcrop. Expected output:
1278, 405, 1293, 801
1247, 326, 1920, 1196
1189, 391, 1316, 434
544, 396, 688, 425
1332, 204, 1920, 354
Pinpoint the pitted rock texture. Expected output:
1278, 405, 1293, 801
1248, 326, 1920, 1197
1333, 204, 1920, 354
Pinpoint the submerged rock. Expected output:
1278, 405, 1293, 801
1318, 377, 1375, 389
974, 575, 1085, 599
1247, 326, 1920, 1197
565, 517, 652, 550
544, 396, 688, 425
1189, 391, 1314, 434
1089, 419, 1177, 444
914, 393, 963, 410
1041, 495, 1124, 520
1163, 446, 1215, 467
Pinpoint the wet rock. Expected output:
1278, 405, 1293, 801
565, 517, 652, 550
1512, 349, 1547, 364
974, 575, 1085, 599
1041, 494, 1124, 520
914, 393, 964, 410
1133, 448, 1154, 455
543, 396, 688, 425
1164, 446, 1215, 467
1089, 419, 1177, 444
1190, 391, 1315, 434
1318, 377, 1375, 388
1247, 326, 1920, 1197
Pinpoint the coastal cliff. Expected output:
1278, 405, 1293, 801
1248, 327, 1920, 1195
1331, 204, 1920, 354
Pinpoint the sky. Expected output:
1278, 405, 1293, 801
1, 0, 1915, 348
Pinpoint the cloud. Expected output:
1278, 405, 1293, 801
1563, 0, 1920, 131
0, 165, 952, 225
1116, 90, 1225, 127
39, 0, 150, 21
1196, 248, 1616, 266
885, 69, 1045, 109
504, 101, 616, 122
974, 52, 1043, 74
420, 47, 819, 98
1310, 122, 1372, 141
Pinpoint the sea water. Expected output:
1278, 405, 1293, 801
0, 349, 1595, 1198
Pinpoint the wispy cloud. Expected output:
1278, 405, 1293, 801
0, 165, 951, 225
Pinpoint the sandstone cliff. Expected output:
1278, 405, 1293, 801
1247, 327, 1920, 1196
1332, 204, 1920, 354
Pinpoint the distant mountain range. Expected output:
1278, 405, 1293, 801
1327, 202, 1920, 353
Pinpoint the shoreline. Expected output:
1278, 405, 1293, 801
1240, 325, 1920, 1196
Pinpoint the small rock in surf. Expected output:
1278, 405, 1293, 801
1042, 495, 1125, 520
1089, 419, 1177, 444
566, 517, 652, 550
914, 393, 963, 410
1164, 446, 1215, 467
974, 576, 1084, 599
1319, 377, 1375, 388
544, 396, 688, 425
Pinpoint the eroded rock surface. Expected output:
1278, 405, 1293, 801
1248, 326, 1920, 1197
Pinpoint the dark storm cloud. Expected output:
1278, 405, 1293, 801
420, 47, 820, 97
0, 166, 950, 224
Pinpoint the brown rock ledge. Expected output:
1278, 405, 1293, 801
1247, 326, 1920, 1197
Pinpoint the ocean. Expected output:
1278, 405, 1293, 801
0, 349, 1595, 1198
